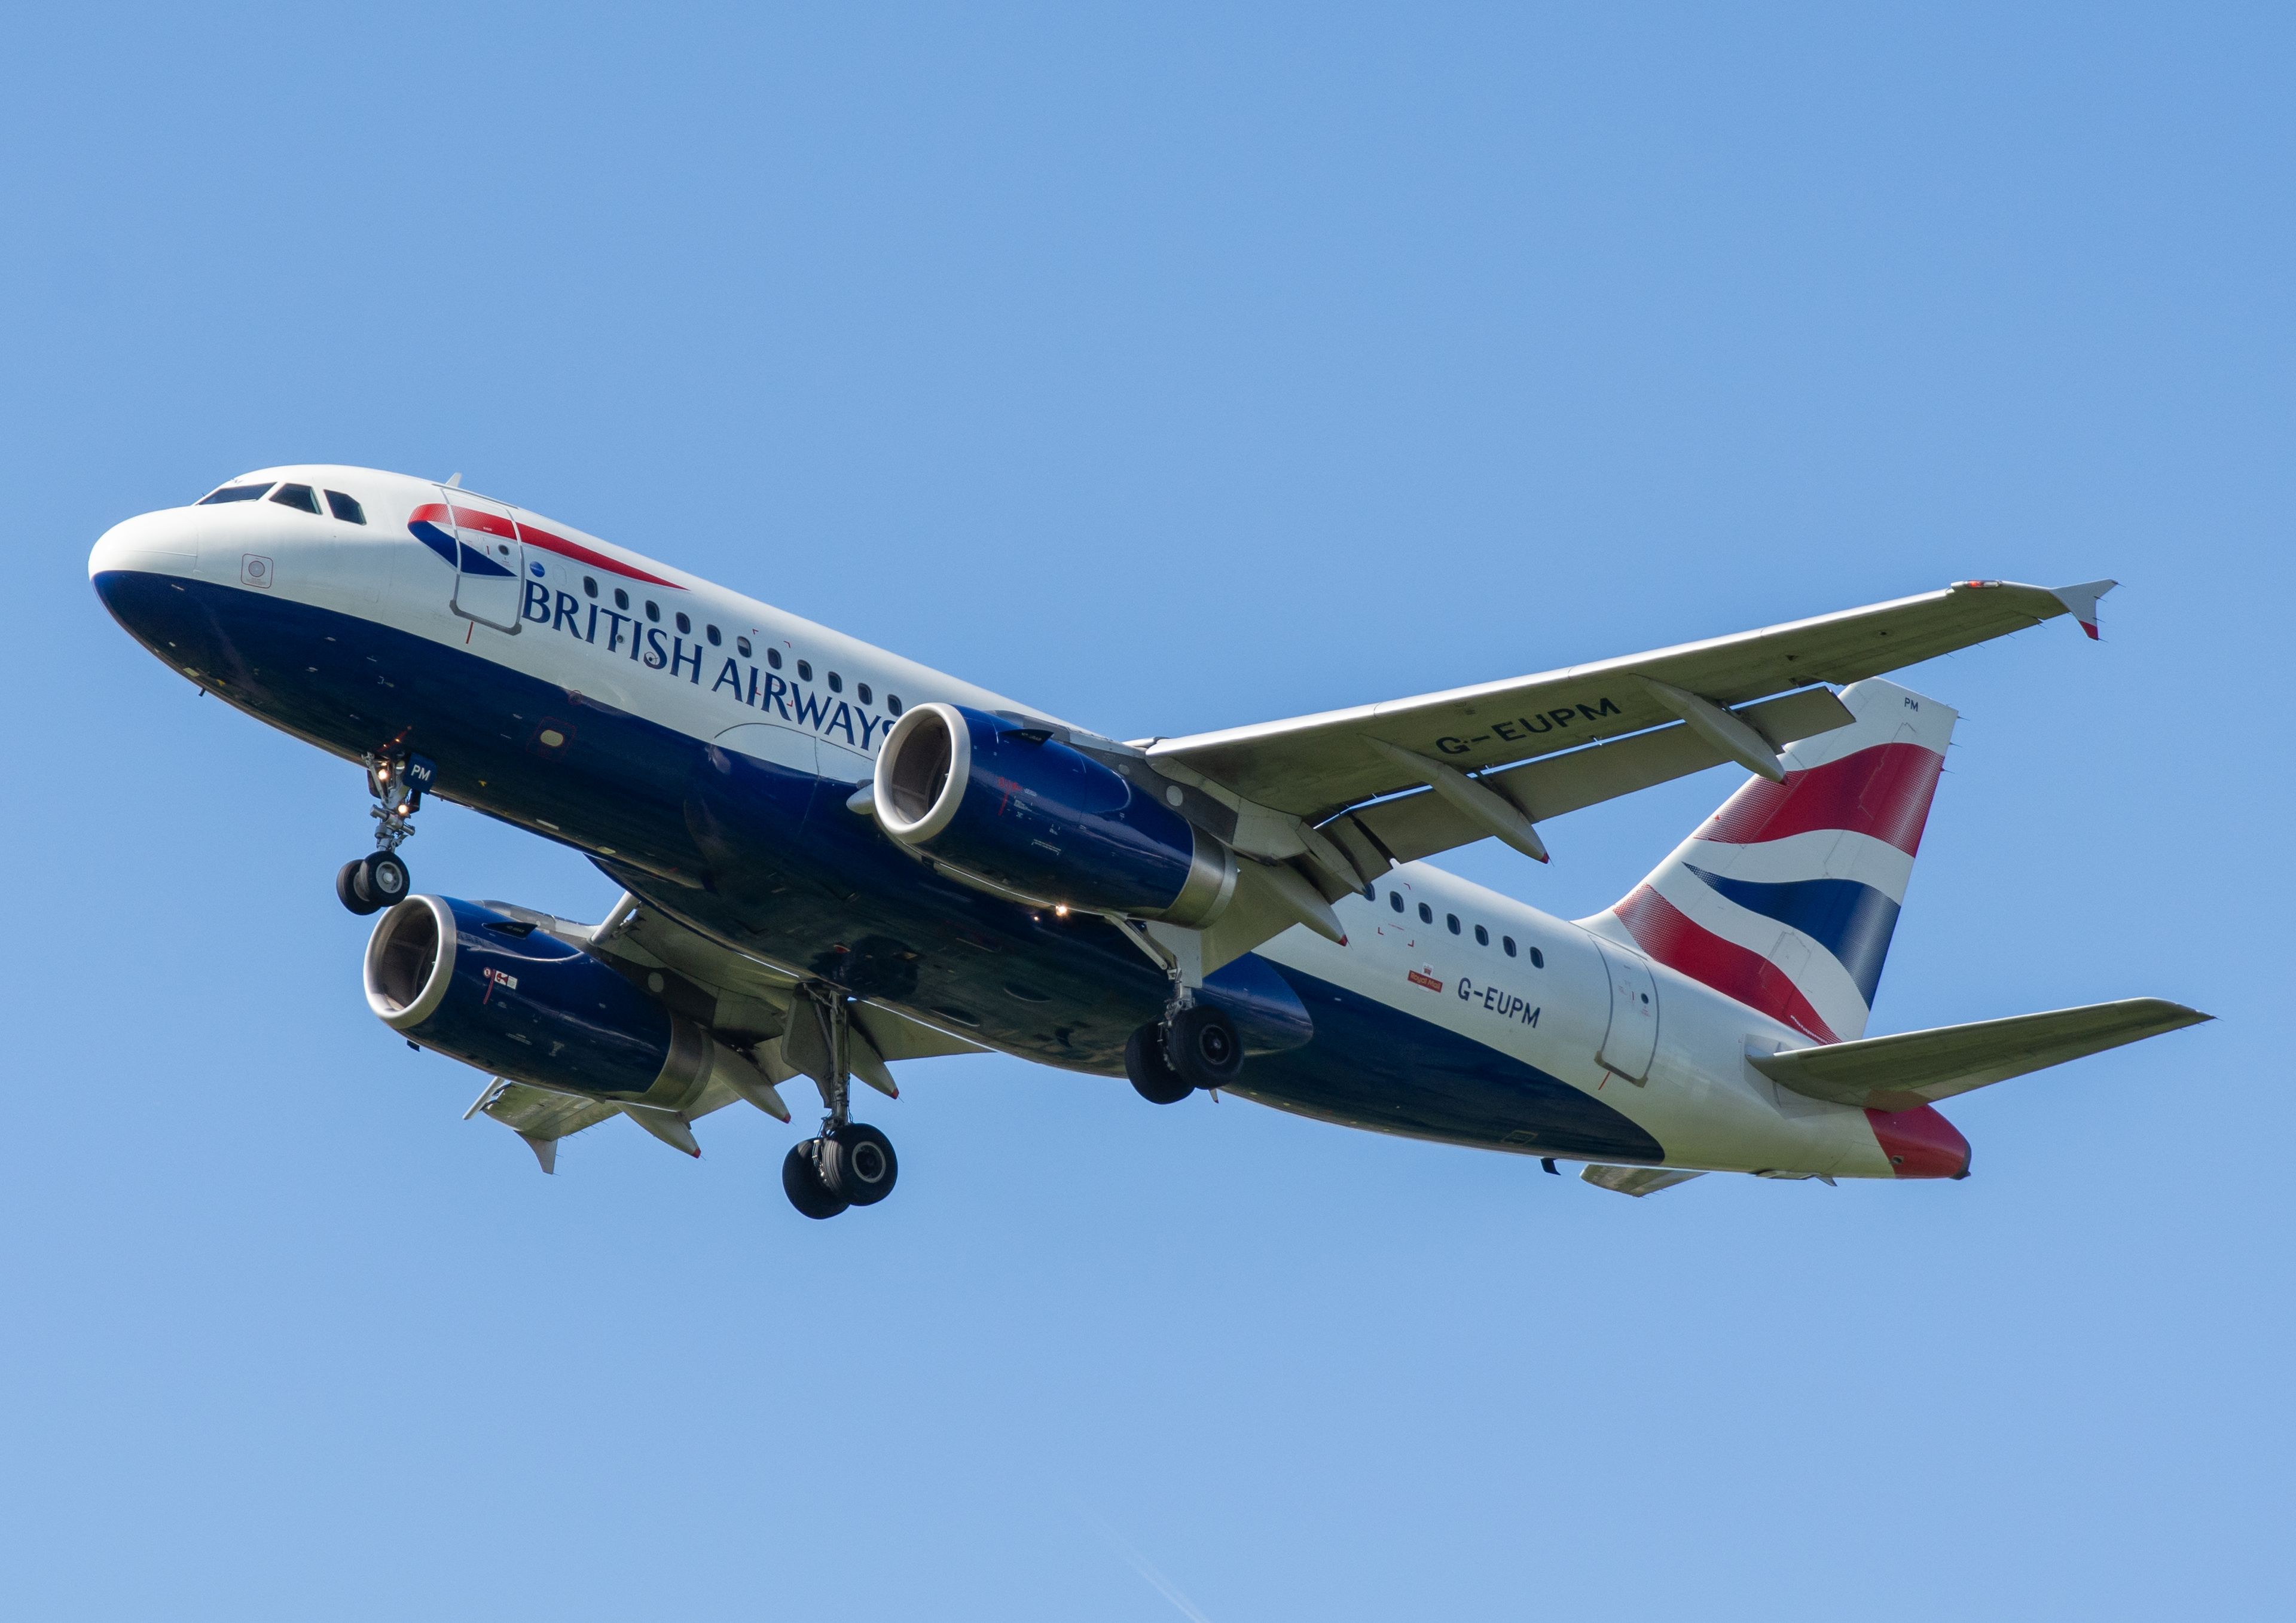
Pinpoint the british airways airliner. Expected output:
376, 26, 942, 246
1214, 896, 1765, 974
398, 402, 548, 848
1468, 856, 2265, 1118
89, 466, 2208, 1214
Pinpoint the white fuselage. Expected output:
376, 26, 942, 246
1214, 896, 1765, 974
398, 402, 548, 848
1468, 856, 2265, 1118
91, 463, 1899, 1179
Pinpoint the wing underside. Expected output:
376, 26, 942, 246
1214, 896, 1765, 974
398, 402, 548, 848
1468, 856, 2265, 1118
466, 893, 987, 1170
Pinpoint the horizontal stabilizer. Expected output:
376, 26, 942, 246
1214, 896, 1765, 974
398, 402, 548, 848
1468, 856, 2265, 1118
1751, 998, 2210, 1111
1581, 1164, 1706, 1197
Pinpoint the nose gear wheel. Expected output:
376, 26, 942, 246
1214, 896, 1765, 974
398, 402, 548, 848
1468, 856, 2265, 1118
337, 751, 431, 915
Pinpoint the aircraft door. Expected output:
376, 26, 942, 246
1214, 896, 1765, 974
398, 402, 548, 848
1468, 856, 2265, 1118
1594, 937, 1660, 1082
436, 486, 526, 633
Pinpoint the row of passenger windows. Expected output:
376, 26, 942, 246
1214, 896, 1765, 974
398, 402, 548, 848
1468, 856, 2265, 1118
1383, 889, 1546, 967
575, 574, 902, 713
193, 478, 901, 714
199, 480, 365, 524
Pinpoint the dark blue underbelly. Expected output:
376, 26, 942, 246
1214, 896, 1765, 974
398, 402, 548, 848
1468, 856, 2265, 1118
92, 570, 1663, 1162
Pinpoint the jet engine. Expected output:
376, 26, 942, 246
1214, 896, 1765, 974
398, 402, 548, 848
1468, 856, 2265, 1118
872, 704, 1235, 924
364, 894, 762, 1103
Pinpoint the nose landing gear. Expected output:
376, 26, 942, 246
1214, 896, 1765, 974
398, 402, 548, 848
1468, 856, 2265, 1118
781, 987, 900, 1218
337, 752, 433, 915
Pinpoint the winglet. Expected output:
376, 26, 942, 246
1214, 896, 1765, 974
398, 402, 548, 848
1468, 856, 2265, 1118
2047, 579, 2117, 641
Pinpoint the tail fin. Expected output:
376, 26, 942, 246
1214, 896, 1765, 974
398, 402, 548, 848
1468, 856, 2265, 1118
1584, 678, 1956, 1044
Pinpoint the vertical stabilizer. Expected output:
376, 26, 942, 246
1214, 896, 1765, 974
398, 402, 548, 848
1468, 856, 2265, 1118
1583, 678, 1956, 1044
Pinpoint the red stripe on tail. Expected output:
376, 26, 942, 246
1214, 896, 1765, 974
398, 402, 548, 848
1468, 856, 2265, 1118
1702, 742, 1945, 856
1613, 886, 1840, 1044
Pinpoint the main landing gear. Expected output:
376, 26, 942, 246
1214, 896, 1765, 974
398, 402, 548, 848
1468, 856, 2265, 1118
781, 989, 900, 1219
1124, 1001, 1242, 1105
1105, 918, 1244, 1105
337, 751, 432, 916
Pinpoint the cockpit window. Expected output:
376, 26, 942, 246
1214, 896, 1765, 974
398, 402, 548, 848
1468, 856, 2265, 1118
270, 483, 320, 514
324, 490, 367, 524
197, 481, 276, 504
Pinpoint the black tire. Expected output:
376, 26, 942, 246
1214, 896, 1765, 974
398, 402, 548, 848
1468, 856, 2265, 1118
824, 1121, 899, 1206
355, 851, 411, 909
782, 1139, 850, 1219
1167, 1003, 1243, 1090
1125, 1022, 1194, 1104
337, 860, 383, 916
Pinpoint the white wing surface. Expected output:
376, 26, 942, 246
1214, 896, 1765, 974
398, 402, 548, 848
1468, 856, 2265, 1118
1141, 580, 2112, 837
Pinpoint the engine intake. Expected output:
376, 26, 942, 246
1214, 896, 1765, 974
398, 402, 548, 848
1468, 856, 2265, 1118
873, 704, 1235, 925
365, 895, 758, 1104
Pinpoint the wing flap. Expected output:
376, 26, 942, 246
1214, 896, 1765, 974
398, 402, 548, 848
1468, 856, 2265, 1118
1750, 998, 2210, 1111
1334, 686, 1852, 866
481, 1082, 622, 1172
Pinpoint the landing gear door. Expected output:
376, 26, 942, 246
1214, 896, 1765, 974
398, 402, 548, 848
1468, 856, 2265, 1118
436, 486, 526, 634
1595, 937, 1660, 1082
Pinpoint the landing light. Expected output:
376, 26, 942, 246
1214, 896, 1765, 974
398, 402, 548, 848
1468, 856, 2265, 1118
1055, 904, 1068, 918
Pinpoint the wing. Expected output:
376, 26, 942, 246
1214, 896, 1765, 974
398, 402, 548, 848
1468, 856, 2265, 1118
1143, 579, 2112, 827
468, 893, 987, 1170
1750, 998, 2210, 1112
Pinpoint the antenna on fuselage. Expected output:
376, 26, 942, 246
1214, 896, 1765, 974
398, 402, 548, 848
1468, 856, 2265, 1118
444, 472, 463, 487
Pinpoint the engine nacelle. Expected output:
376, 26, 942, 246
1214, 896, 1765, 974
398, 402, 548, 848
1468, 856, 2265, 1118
365, 895, 740, 1101
872, 704, 1235, 924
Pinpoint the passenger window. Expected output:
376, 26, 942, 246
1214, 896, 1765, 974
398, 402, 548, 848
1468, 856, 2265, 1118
1531, 947, 1545, 968
614, 588, 628, 610
1503, 936, 1517, 957
706, 625, 721, 646
1446, 913, 1461, 935
797, 660, 813, 681
767, 648, 783, 670
1390, 892, 1404, 913
323, 490, 366, 524
857, 683, 872, 704
1418, 903, 1433, 924
582, 576, 598, 598
645, 601, 660, 623
887, 695, 903, 716
197, 482, 275, 504
828, 672, 843, 693
269, 483, 320, 514
675, 611, 691, 634
1474, 924, 1489, 946
737, 636, 752, 658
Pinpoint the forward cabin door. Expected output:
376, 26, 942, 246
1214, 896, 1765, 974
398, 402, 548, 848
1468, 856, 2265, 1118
1594, 937, 1660, 1082
437, 486, 526, 633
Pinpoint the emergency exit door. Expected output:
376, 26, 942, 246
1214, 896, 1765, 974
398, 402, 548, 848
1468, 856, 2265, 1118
1595, 937, 1660, 1082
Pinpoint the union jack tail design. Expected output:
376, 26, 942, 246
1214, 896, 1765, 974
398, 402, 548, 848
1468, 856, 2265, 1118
1586, 678, 1955, 1045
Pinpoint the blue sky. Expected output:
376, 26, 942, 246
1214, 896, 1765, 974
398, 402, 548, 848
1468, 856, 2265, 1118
4, 4, 2288, 1617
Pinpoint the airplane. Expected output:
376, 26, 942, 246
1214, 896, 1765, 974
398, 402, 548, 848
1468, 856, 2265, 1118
87, 466, 2209, 1214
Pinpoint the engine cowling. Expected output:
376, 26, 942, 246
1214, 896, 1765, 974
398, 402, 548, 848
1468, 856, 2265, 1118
872, 703, 1235, 924
364, 894, 751, 1102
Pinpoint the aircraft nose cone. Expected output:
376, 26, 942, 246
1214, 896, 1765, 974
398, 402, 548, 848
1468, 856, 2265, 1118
89, 508, 200, 580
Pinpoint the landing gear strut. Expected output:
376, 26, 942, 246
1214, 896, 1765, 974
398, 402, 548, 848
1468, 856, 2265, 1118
781, 986, 900, 1219
1110, 916, 1245, 1104
337, 751, 432, 915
